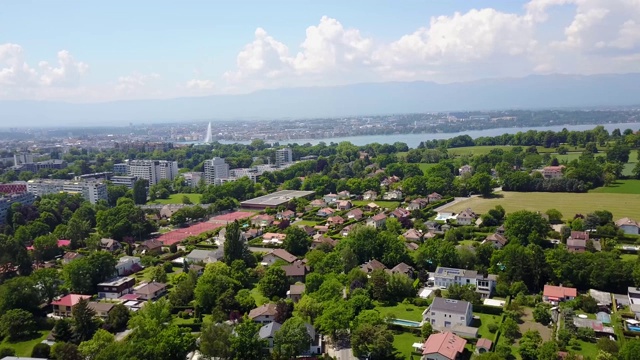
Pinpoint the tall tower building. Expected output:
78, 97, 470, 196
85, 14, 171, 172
204, 157, 229, 185
275, 147, 293, 166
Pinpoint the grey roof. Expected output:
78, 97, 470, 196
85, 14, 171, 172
589, 289, 612, 306
241, 190, 314, 207
258, 321, 282, 339
134, 282, 167, 295
187, 249, 217, 260
87, 301, 115, 313
430, 297, 472, 315
629, 287, 640, 295
289, 284, 306, 295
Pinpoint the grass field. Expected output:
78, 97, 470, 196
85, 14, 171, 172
621, 253, 637, 262
251, 287, 269, 306
392, 331, 423, 359
374, 303, 424, 322
352, 200, 401, 209
294, 220, 318, 226
623, 162, 637, 177
441, 191, 640, 220
148, 193, 202, 205
418, 163, 437, 174
0, 331, 50, 356
473, 313, 501, 339
590, 180, 640, 194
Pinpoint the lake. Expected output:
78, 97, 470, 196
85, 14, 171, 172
209, 122, 640, 148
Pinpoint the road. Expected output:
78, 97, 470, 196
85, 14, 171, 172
326, 346, 357, 360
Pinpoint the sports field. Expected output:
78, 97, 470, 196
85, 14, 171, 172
158, 221, 224, 246
148, 193, 202, 205
441, 191, 640, 220
590, 180, 640, 194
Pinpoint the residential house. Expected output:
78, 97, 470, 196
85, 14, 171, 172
276, 210, 296, 221
314, 225, 329, 234
337, 190, 351, 199
628, 286, 640, 305
52, 294, 91, 317
346, 208, 363, 221
100, 238, 121, 252
616, 218, 640, 235
337, 200, 352, 211
383, 190, 403, 200
311, 236, 338, 250
406, 242, 420, 251
422, 297, 473, 330
323, 193, 339, 203
282, 262, 309, 283
543, 285, 578, 304
541, 165, 565, 179
287, 284, 306, 302
97, 277, 136, 299
298, 225, 315, 237
391, 208, 410, 219
138, 239, 163, 255
482, 233, 508, 249
134, 282, 168, 301
567, 231, 590, 253
589, 289, 612, 309
252, 214, 275, 227
115, 256, 142, 276
361, 259, 387, 273
258, 321, 282, 349
363, 190, 377, 201
427, 192, 443, 203
456, 209, 476, 226
407, 198, 429, 211
327, 216, 345, 227
342, 224, 355, 237
243, 228, 262, 240
424, 221, 441, 232
309, 199, 326, 208
421, 332, 467, 360
62, 252, 84, 264
262, 249, 297, 266
496, 224, 505, 235
249, 303, 278, 324
87, 302, 115, 319
317, 207, 335, 217
433, 267, 497, 298
388, 262, 415, 278
423, 231, 437, 240
458, 165, 473, 176
159, 204, 184, 219
366, 213, 387, 229
189, 264, 204, 276
363, 202, 380, 212
262, 233, 287, 246
475, 338, 492, 355
403, 229, 423, 242
186, 249, 222, 264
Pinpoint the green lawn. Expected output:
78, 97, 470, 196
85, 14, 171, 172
418, 163, 437, 174
251, 287, 269, 306
590, 180, 640, 194
392, 331, 423, 359
441, 191, 640, 220
352, 200, 401, 209
458, 240, 479, 247
374, 303, 424, 322
294, 220, 318, 226
148, 193, 202, 205
0, 331, 50, 357
623, 162, 637, 177
473, 313, 501, 339
447, 145, 515, 156
573, 340, 599, 358
621, 253, 638, 262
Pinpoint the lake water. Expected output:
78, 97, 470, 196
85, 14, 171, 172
210, 122, 640, 148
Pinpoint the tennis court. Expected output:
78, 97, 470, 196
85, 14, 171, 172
211, 211, 254, 223
158, 221, 224, 246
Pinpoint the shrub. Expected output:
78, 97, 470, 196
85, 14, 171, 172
31, 343, 51, 358
0, 348, 16, 357
488, 323, 499, 333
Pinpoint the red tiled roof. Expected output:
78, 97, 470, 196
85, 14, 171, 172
422, 332, 466, 359
52, 294, 91, 307
476, 338, 492, 350
544, 285, 577, 298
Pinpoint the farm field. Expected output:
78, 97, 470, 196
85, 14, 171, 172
148, 193, 202, 205
590, 180, 640, 194
441, 191, 640, 219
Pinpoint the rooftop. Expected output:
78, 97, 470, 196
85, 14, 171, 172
429, 297, 472, 315
422, 332, 466, 358
241, 190, 314, 207
52, 294, 91, 307
544, 284, 578, 299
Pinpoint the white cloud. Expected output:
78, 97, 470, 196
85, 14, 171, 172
186, 79, 215, 90
38, 50, 89, 86
115, 72, 160, 93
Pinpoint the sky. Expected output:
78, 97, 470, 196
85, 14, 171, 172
1, 0, 639, 103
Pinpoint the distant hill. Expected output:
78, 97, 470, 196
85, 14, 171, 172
2, 73, 640, 127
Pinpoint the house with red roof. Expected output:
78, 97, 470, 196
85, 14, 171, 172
543, 284, 578, 304
52, 294, 91, 317
422, 332, 467, 360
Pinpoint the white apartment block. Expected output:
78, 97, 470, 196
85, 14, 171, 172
26, 179, 108, 204
0, 192, 36, 225
126, 160, 179, 185
433, 267, 497, 298
275, 148, 293, 166
111, 176, 137, 189
204, 157, 229, 185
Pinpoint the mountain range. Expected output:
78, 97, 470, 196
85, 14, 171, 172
2, 73, 640, 127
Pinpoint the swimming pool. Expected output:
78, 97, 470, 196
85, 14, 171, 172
391, 319, 421, 328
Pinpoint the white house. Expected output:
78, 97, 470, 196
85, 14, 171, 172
433, 267, 497, 298
323, 193, 339, 203
249, 303, 278, 324
261, 249, 297, 266
455, 208, 476, 226
366, 213, 387, 229
617, 218, 640, 235
383, 190, 403, 200
458, 165, 473, 176
422, 297, 473, 329
115, 256, 142, 276
363, 190, 377, 201
185, 249, 222, 264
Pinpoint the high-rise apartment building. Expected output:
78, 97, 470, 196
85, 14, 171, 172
26, 179, 108, 204
123, 160, 179, 185
275, 148, 293, 166
204, 157, 229, 185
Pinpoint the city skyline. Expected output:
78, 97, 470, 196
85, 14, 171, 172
2, 0, 640, 104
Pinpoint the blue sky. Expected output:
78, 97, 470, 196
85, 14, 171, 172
1, 0, 639, 102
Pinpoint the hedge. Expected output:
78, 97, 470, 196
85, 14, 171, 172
473, 304, 504, 315
176, 322, 203, 331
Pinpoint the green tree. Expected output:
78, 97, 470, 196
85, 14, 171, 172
607, 142, 631, 163
597, 338, 619, 354
0, 348, 15, 357
50, 342, 82, 360
421, 322, 433, 339
194, 262, 239, 313
504, 210, 550, 246
64, 252, 117, 294
72, 298, 98, 343
0, 309, 36, 341
259, 266, 288, 299
169, 270, 197, 307
314, 301, 353, 341
53, 319, 74, 343
133, 179, 148, 205
31, 343, 51, 359
0, 276, 41, 314
96, 198, 154, 240
533, 303, 552, 325
150, 265, 168, 283
199, 322, 233, 360
351, 323, 396, 360
31, 268, 61, 304
545, 209, 563, 224
229, 317, 266, 360
223, 221, 251, 265
273, 317, 312, 359
469, 172, 493, 197
283, 226, 311, 257
105, 304, 130, 332
501, 317, 520, 342
537, 341, 558, 360
78, 329, 115, 360
235, 289, 257, 314
619, 340, 640, 360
